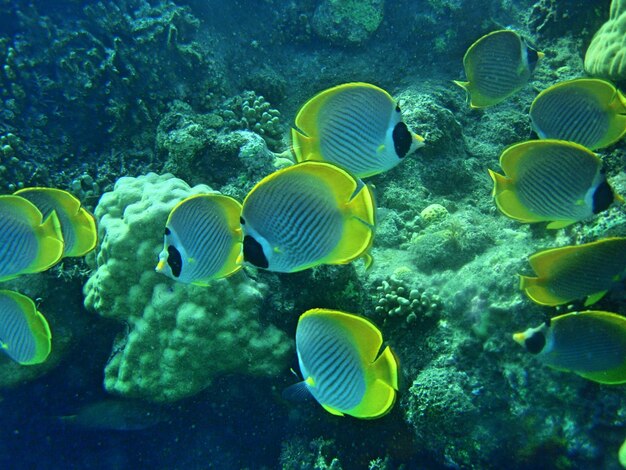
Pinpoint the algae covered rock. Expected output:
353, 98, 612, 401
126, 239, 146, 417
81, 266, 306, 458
312, 0, 384, 46
83, 173, 291, 402
585, 0, 626, 81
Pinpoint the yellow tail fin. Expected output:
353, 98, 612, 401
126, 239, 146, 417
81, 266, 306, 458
33, 211, 64, 272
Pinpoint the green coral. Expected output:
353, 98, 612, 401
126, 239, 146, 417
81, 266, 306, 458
83, 173, 291, 402
280, 437, 343, 470
220, 91, 284, 151
373, 275, 442, 325
405, 209, 494, 273
312, 0, 384, 45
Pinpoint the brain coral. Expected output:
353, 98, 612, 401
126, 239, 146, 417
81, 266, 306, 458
83, 173, 291, 402
585, 0, 626, 80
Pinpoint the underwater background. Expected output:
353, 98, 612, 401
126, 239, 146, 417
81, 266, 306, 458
1, 0, 625, 468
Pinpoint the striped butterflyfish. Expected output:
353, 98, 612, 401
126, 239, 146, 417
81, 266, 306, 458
240, 161, 375, 273
15, 187, 97, 258
286, 308, 399, 419
291, 82, 425, 178
0, 289, 51, 365
520, 237, 626, 307
454, 30, 543, 108
513, 310, 626, 384
530, 78, 626, 150
488, 140, 619, 229
0, 195, 64, 282
156, 193, 243, 285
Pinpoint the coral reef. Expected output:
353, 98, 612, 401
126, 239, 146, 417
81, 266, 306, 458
372, 275, 442, 326
220, 91, 284, 151
280, 437, 343, 470
83, 173, 291, 402
405, 208, 495, 274
156, 98, 283, 195
312, 0, 384, 46
585, 0, 626, 81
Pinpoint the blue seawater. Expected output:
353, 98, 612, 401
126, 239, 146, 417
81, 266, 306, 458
0, 0, 623, 469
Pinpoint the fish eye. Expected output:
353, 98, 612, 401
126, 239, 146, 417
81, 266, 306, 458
592, 179, 614, 214
243, 235, 269, 269
240, 216, 246, 225
392, 122, 412, 158
166, 245, 182, 278
524, 331, 546, 355
164, 227, 171, 236
395, 105, 401, 113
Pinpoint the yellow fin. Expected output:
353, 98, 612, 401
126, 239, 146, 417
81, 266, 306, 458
321, 404, 345, 416
371, 345, 399, 391
361, 251, 374, 270
584, 290, 608, 306
519, 275, 568, 306
488, 169, 511, 197
290, 127, 319, 163
489, 169, 541, 223
545, 220, 575, 229
32, 211, 65, 273
453, 80, 471, 103
328, 184, 375, 264
348, 378, 397, 419
65, 207, 98, 257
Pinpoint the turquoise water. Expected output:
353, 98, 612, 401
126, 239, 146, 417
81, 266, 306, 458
0, 0, 624, 468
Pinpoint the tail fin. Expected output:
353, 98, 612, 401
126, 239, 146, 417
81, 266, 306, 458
520, 276, 566, 306
488, 169, 512, 197
290, 128, 318, 163
346, 182, 376, 227
372, 346, 399, 390
33, 211, 64, 272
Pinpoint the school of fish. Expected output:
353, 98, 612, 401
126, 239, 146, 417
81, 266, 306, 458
1, 28, 625, 424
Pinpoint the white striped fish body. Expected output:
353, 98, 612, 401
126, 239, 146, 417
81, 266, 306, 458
295, 309, 399, 419
514, 311, 626, 384
530, 79, 626, 150
292, 83, 424, 178
156, 194, 243, 285
0, 290, 51, 365
0, 195, 64, 281
490, 140, 611, 228
521, 237, 626, 306
455, 30, 542, 108
15, 188, 97, 258
241, 162, 375, 273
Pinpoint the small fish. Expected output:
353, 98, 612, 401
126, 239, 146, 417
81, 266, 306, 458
60, 399, 167, 431
291, 82, 424, 178
530, 78, 626, 150
240, 161, 375, 273
454, 30, 544, 108
285, 309, 399, 419
15, 187, 97, 258
513, 310, 626, 384
0, 289, 51, 365
488, 139, 619, 229
0, 195, 65, 281
156, 194, 243, 285
520, 237, 626, 306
